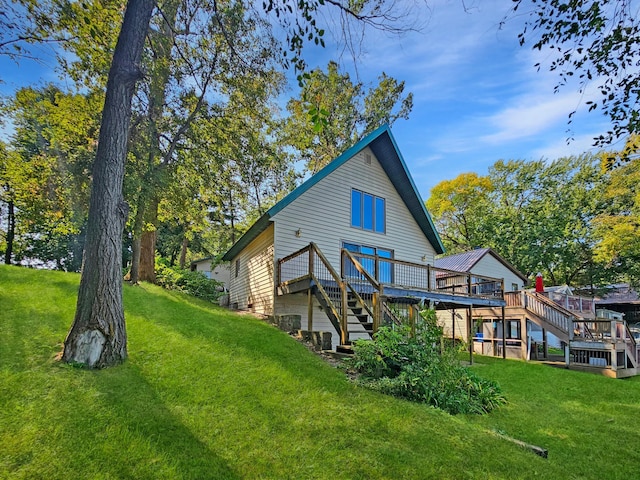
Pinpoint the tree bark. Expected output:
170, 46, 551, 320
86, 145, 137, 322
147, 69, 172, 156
4, 199, 14, 265
179, 234, 188, 269
62, 0, 154, 368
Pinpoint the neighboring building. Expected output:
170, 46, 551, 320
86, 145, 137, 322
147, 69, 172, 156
596, 283, 640, 324
434, 248, 528, 344
435, 248, 528, 292
222, 125, 506, 350
190, 257, 231, 288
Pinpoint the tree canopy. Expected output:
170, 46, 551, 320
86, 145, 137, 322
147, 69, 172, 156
427, 155, 610, 287
283, 61, 413, 174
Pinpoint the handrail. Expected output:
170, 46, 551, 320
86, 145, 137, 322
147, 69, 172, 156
279, 244, 311, 265
522, 291, 578, 338
530, 292, 578, 318
344, 279, 376, 320
310, 272, 343, 329
382, 302, 404, 327
309, 243, 346, 344
341, 249, 380, 290
310, 242, 342, 284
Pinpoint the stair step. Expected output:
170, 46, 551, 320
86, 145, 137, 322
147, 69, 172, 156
336, 344, 354, 354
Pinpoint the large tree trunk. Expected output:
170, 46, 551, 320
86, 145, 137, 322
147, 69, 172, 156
4, 199, 14, 265
62, 0, 154, 368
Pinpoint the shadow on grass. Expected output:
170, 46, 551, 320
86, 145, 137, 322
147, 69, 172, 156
126, 286, 350, 392
83, 363, 240, 479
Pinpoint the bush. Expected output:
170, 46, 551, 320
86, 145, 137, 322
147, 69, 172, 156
345, 308, 506, 415
156, 261, 223, 303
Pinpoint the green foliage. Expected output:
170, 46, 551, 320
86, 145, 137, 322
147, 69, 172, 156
0, 85, 98, 269
283, 61, 412, 174
346, 308, 506, 415
593, 138, 640, 285
427, 155, 610, 287
155, 260, 223, 302
426, 172, 493, 252
514, 0, 640, 145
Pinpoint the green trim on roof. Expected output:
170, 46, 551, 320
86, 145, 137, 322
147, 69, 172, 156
222, 124, 445, 261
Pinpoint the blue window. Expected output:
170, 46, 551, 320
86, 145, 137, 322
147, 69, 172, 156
351, 190, 362, 228
351, 189, 385, 233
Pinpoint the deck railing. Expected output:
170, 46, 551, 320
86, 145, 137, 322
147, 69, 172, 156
340, 249, 503, 300
572, 319, 639, 370
278, 243, 507, 345
543, 291, 595, 316
277, 243, 347, 343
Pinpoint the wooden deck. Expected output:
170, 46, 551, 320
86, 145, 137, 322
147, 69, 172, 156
474, 291, 640, 378
276, 243, 505, 347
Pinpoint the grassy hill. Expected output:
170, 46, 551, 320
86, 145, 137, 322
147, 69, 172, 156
1, 265, 638, 479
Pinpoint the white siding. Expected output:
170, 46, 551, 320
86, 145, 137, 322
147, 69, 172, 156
438, 309, 471, 341
271, 147, 436, 270
193, 261, 231, 287
228, 224, 275, 314
471, 255, 526, 291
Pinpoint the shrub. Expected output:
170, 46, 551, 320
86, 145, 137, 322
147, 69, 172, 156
156, 261, 223, 303
345, 308, 506, 415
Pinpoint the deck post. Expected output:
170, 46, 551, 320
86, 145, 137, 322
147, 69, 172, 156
452, 309, 456, 347
501, 306, 506, 359
307, 288, 313, 331
341, 281, 348, 345
468, 305, 473, 365
372, 292, 380, 333
410, 304, 416, 338
427, 265, 432, 291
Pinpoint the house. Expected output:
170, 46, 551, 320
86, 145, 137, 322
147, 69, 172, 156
434, 248, 528, 293
433, 248, 528, 347
190, 256, 231, 288
595, 283, 640, 325
222, 125, 506, 351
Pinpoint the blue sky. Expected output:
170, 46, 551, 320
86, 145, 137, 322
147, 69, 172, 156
297, 0, 612, 198
0, 0, 612, 200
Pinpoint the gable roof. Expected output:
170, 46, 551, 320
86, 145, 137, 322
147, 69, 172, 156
222, 124, 445, 261
434, 248, 528, 283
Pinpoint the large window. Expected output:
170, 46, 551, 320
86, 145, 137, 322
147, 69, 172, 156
351, 189, 385, 233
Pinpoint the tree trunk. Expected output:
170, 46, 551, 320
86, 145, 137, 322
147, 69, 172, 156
4, 199, 14, 265
62, 0, 154, 368
179, 234, 188, 269
128, 195, 145, 284
138, 196, 157, 283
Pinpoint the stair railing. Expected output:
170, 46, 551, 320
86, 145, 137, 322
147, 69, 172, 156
523, 291, 578, 338
344, 280, 376, 323
341, 249, 383, 333
622, 322, 638, 367
308, 243, 347, 344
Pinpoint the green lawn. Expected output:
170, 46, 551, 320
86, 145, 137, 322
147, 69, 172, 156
1, 265, 638, 479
